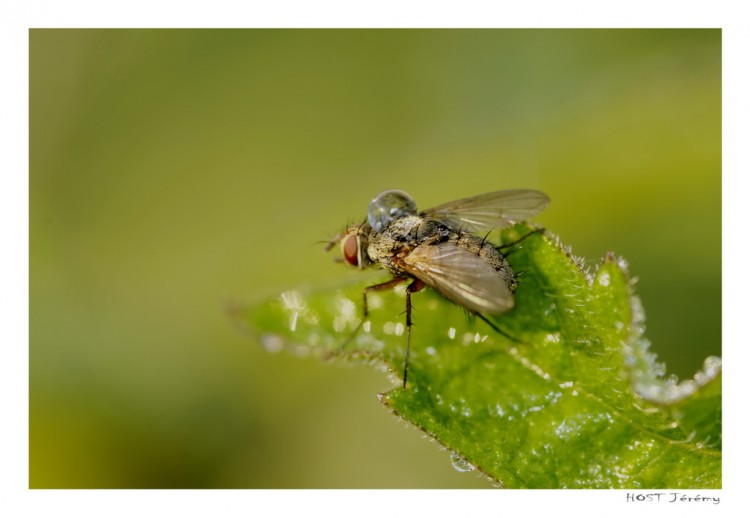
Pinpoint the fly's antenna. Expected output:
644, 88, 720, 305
323, 217, 361, 252
324, 232, 344, 252
312, 238, 334, 247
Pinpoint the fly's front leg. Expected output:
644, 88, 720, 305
335, 277, 408, 353
362, 276, 408, 318
403, 279, 425, 388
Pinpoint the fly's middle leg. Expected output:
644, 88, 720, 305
403, 279, 425, 388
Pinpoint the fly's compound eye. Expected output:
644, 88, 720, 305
342, 234, 360, 266
367, 189, 417, 233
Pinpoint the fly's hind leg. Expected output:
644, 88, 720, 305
475, 313, 523, 345
496, 226, 545, 253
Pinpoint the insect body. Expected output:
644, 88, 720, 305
327, 189, 550, 387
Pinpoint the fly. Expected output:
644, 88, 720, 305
326, 188, 550, 388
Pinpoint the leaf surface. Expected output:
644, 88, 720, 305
232, 225, 721, 488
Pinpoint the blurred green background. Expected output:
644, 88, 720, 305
30, 29, 720, 488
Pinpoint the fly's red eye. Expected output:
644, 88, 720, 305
342, 234, 359, 266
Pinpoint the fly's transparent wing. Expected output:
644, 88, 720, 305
401, 242, 514, 315
421, 189, 550, 233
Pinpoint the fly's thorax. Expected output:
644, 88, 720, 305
366, 215, 426, 273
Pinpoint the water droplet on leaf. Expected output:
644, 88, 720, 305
450, 453, 476, 473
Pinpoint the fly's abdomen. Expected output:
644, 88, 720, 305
449, 232, 518, 293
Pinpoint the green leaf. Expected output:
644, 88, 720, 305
230, 225, 721, 488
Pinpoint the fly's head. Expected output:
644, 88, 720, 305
325, 223, 372, 269
327, 189, 418, 269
